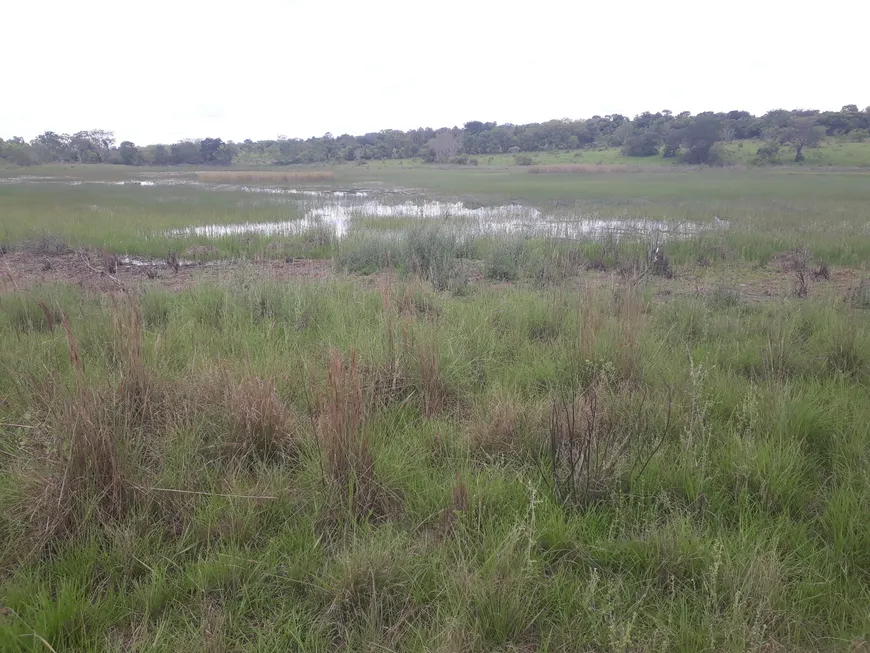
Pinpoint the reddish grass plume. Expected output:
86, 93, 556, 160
317, 349, 382, 519
228, 376, 297, 463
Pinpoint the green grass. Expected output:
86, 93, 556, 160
3, 162, 870, 651
0, 181, 324, 259
2, 278, 870, 651
720, 139, 870, 167
5, 165, 870, 266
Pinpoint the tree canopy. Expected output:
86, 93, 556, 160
2, 105, 868, 167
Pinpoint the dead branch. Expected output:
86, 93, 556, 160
79, 252, 126, 291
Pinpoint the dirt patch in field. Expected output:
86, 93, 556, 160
1, 249, 865, 304
640, 262, 862, 304
0, 249, 332, 294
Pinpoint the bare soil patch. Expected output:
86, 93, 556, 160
1, 250, 331, 294
1, 249, 864, 304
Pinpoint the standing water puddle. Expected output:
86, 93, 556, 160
164, 188, 709, 242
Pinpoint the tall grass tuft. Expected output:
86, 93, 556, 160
23, 314, 134, 542
112, 300, 157, 424
228, 376, 298, 464
403, 225, 463, 291
483, 238, 527, 282
413, 331, 450, 418
317, 350, 382, 521
468, 390, 541, 458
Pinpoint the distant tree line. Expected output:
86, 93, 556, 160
0, 132, 237, 167
2, 106, 869, 167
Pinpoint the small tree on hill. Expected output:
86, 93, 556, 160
430, 131, 461, 163
668, 116, 721, 164
778, 117, 825, 162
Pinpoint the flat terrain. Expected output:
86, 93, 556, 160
2, 164, 870, 652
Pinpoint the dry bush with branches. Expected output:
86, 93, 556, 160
542, 370, 672, 510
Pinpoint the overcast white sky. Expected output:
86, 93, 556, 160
3, 0, 868, 144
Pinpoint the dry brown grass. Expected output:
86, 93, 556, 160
468, 391, 542, 457
396, 280, 441, 318
112, 300, 158, 424
606, 286, 648, 382
441, 473, 469, 536
416, 334, 447, 419
197, 170, 335, 184
22, 314, 134, 543
317, 350, 383, 520
227, 376, 298, 464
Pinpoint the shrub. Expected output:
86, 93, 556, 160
708, 283, 740, 309
403, 226, 461, 290
544, 372, 671, 510
755, 142, 781, 165
484, 239, 527, 281
513, 154, 534, 166
621, 133, 660, 157
334, 235, 397, 274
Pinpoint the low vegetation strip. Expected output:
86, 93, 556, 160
196, 170, 335, 184
528, 164, 650, 174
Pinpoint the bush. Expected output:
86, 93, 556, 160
755, 142, 781, 165
403, 226, 462, 290
621, 133, 660, 157
484, 239, 527, 281
514, 154, 534, 166
450, 155, 469, 165
335, 235, 397, 274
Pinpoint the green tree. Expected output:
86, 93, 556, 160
669, 116, 721, 164
200, 137, 234, 165
170, 140, 202, 165
779, 117, 825, 162
153, 144, 169, 166
621, 132, 660, 157
32, 131, 74, 162
119, 141, 141, 165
